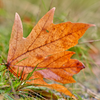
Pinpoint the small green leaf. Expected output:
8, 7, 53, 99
46, 30, 49, 33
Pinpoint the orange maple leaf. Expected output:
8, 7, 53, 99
6, 7, 94, 99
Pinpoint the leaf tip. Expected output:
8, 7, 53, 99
15, 12, 20, 19
89, 24, 96, 27
15, 12, 19, 16
12, 12, 23, 38
15, 13, 22, 24
82, 64, 85, 69
49, 7, 56, 13
79, 62, 85, 69
52, 7, 56, 11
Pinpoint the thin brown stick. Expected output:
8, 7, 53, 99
79, 39, 100, 44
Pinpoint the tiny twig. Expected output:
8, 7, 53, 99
79, 39, 100, 44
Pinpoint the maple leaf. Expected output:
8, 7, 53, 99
6, 7, 94, 99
